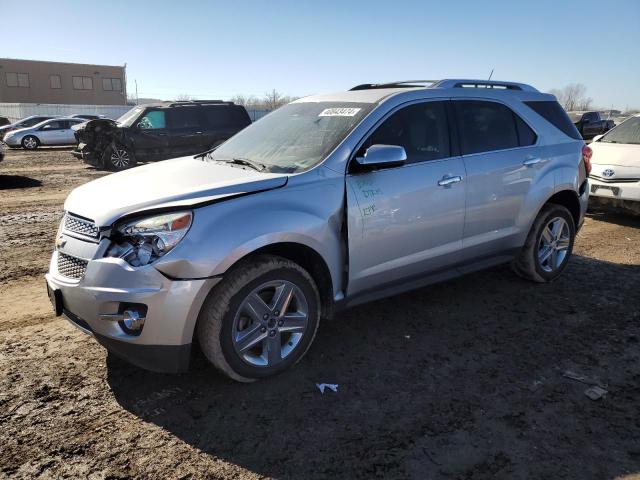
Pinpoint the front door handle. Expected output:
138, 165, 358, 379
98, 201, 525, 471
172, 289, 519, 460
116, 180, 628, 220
523, 157, 542, 166
438, 175, 462, 187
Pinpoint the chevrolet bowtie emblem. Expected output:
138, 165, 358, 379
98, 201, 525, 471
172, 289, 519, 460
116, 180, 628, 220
55, 237, 66, 249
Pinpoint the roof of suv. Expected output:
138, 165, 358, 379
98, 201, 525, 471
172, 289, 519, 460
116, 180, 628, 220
295, 78, 551, 105
140, 100, 241, 109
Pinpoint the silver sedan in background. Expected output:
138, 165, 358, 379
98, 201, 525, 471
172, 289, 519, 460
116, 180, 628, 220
3, 117, 86, 149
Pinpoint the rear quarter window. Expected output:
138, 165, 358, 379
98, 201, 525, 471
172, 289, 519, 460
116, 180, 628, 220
514, 115, 537, 146
525, 101, 582, 140
203, 106, 250, 129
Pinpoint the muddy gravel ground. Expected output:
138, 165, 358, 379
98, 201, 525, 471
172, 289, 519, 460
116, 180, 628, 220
1, 148, 639, 480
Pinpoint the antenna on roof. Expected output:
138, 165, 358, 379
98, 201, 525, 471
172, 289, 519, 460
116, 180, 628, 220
488, 69, 494, 80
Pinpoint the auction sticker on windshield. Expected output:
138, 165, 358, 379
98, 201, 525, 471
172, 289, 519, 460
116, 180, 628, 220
319, 108, 362, 117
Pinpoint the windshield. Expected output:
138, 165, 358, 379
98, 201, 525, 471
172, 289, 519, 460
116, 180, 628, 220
18, 117, 48, 128
599, 117, 640, 145
208, 102, 374, 173
116, 107, 143, 127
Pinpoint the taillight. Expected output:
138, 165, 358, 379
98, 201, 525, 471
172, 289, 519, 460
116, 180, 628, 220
582, 144, 592, 175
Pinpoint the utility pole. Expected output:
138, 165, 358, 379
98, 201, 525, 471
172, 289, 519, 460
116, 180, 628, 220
135, 80, 139, 105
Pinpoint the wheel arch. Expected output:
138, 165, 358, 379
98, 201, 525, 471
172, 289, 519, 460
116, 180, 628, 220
544, 189, 581, 228
223, 242, 335, 322
22, 134, 40, 148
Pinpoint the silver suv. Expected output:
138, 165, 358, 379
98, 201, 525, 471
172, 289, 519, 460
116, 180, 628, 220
46, 79, 591, 381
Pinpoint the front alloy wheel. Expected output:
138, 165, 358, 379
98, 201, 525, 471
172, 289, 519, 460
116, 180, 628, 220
197, 255, 321, 382
109, 148, 132, 170
232, 280, 309, 367
22, 135, 39, 150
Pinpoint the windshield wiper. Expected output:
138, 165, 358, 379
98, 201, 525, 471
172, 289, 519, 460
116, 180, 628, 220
213, 157, 266, 171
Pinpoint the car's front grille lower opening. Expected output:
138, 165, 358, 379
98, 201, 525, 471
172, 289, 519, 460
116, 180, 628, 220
57, 252, 88, 279
64, 213, 100, 238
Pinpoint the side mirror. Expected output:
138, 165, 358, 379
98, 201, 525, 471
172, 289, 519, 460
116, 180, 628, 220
356, 144, 407, 167
592, 134, 604, 142
582, 117, 591, 124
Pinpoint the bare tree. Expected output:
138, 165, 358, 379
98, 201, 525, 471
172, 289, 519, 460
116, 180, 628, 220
549, 84, 593, 111
229, 91, 299, 111
175, 93, 195, 101
263, 89, 286, 110
230, 94, 258, 107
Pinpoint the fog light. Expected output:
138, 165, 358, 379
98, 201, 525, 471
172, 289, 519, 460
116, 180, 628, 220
123, 310, 145, 330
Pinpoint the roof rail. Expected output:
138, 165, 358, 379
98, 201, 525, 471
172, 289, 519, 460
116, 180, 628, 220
350, 80, 438, 91
167, 100, 233, 107
432, 79, 538, 92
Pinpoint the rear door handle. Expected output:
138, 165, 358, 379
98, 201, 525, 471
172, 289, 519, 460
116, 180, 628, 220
438, 175, 462, 187
523, 157, 542, 166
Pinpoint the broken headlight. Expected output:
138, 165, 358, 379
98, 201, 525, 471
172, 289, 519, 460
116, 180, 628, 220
106, 211, 192, 267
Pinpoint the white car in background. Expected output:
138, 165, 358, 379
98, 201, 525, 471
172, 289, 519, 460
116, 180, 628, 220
3, 117, 86, 150
589, 114, 640, 215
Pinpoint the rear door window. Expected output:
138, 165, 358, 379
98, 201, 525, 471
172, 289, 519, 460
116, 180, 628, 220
524, 101, 582, 140
203, 105, 248, 129
454, 101, 519, 154
362, 101, 451, 164
168, 107, 202, 130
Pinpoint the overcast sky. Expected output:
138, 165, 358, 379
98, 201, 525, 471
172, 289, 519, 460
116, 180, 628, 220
3, 0, 639, 109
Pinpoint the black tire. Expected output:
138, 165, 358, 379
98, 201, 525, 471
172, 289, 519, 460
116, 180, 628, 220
102, 145, 136, 171
512, 203, 576, 283
197, 255, 321, 382
21, 135, 39, 150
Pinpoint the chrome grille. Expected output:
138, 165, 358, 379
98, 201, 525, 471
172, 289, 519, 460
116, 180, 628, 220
57, 252, 88, 279
64, 213, 99, 238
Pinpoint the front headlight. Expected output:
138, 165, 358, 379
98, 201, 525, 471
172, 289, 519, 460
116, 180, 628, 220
106, 211, 192, 266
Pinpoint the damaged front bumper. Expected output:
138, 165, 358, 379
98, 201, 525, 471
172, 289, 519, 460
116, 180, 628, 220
72, 142, 101, 166
45, 232, 220, 373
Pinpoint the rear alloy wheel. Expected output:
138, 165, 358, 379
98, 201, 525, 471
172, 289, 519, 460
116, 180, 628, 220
537, 217, 571, 273
103, 146, 136, 171
21, 135, 39, 150
513, 203, 575, 282
197, 255, 321, 382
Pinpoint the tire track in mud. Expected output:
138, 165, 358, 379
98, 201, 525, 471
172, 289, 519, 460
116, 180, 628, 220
0, 149, 107, 283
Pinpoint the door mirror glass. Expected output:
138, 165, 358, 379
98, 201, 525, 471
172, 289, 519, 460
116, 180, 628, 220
356, 144, 407, 166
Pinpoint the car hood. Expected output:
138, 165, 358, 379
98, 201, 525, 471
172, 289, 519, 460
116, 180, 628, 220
590, 141, 640, 167
4, 126, 33, 137
0, 124, 20, 134
64, 156, 288, 226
